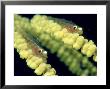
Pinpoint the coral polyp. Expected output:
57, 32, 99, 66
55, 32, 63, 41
14, 14, 97, 76
14, 15, 56, 76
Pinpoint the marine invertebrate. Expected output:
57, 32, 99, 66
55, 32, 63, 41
14, 15, 56, 76
14, 14, 97, 76
31, 15, 97, 61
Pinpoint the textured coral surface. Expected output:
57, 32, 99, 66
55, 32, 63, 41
14, 14, 97, 76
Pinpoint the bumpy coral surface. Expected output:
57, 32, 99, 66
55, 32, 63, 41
14, 14, 97, 76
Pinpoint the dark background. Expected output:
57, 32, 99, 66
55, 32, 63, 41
14, 14, 97, 76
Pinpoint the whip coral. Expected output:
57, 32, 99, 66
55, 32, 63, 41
14, 14, 97, 76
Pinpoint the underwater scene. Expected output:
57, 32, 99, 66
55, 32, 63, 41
14, 14, 97, 76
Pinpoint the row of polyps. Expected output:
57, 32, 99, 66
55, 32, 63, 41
35, 31, 96, 75
15, 32, 55, 75
31, 15, 97, 62
14, 20, 56, 76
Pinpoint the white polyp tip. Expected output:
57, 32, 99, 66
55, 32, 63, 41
78, 28, 82, 31
43, 51, 47, 55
